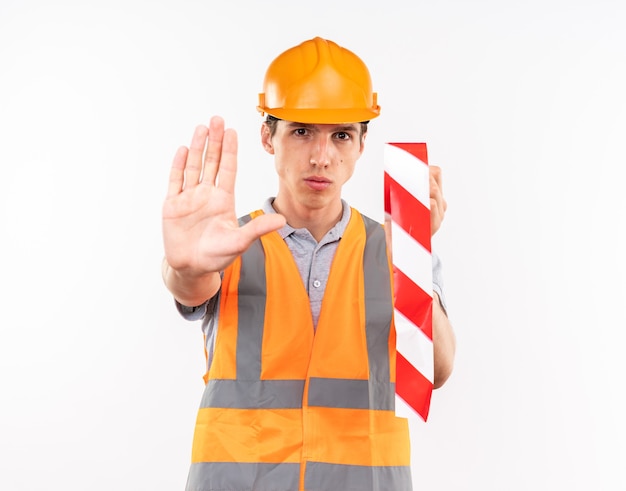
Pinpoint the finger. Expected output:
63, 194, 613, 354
429, 167, 447, 214
185, 125, 209, 187
429, 167, 446, 236
240, 213, 287, 242
430, 184, 447, 219
201, 116, 225, 186
227, 214, 287, 259
166, 146, 188, 198
430, 197, 443, 236
429, 165, 443, 192
430, 181, 447, 236
215, 128, 238, 192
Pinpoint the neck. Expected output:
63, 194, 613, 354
272, 196, 343, 242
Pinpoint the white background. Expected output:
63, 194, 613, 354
1, 1, 625, 490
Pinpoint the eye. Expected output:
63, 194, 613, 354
335, 131, 351, 140
294, 128, 308, 136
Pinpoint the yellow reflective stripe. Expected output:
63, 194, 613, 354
191, 408, 303, 464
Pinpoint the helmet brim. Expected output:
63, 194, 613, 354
257, 106, 380, 125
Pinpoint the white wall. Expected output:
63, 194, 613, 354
1, 1, 625, 489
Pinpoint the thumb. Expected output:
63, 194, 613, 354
240, 213, 287, 242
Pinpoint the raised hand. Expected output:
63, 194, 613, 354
162, 116, 285, 285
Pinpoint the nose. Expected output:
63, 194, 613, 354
309, 134, 332, 167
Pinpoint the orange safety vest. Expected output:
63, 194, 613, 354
186, 209, 412, 491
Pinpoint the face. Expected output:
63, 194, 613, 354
261, 120, 366, 213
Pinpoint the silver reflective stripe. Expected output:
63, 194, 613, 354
304, 461, 413, 491
308, 377, 395, 410
186, 462, 300, 491
237, 236, 266, 380
363, 216, 394, 410
200, 379, 305, 409
308, 377, 370, 409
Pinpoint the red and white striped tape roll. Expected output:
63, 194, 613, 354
384, 143, 433, 421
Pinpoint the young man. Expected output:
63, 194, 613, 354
162, 37, 455, 491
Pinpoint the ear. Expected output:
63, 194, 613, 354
261, 123, 274, 155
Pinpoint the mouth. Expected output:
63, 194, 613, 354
304, 176, 332, 191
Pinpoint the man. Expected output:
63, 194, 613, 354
162, 37, 455, 491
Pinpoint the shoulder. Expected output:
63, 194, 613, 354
350, 208, 383, 236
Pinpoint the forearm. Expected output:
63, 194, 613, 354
161, 257, 221, 308
432, 292, 456, 389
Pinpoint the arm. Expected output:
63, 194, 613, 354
162, 116, 286, 307
432, 291, 455, 389
429, 165, 455, 389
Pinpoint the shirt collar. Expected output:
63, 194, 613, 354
261, 197, 351, 243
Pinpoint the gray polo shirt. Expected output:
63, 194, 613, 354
177, 198, 447, 369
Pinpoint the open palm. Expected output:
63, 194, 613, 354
162, 116, 285, 277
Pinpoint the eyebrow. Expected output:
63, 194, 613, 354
285, 122, 359, 133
